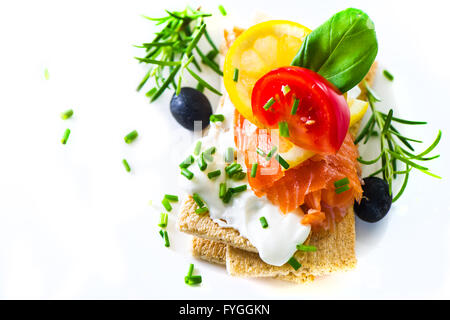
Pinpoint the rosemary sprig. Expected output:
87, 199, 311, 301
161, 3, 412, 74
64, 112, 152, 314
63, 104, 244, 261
355, 82, 441, 202
135, 6, 222, 102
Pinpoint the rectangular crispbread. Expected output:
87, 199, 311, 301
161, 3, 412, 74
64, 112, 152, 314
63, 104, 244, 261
177, 29, 378, 283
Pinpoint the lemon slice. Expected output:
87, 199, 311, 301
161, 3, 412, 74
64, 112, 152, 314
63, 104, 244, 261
224, 20, 311, 128
348, 98, 369, 127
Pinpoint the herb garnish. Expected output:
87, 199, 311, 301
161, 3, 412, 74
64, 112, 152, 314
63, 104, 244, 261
355, 83, 441, 201
135, 6, 222, 102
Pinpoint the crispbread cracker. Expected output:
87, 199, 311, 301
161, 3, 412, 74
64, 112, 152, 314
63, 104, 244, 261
191, 237, 314, 283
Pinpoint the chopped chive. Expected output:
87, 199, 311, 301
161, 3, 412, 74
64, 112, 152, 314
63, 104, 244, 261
275, 154, 290, 169
281, 85, 291, 96
256, 148, 266, 158
233, 68, 239, 82
287, 256, 302, 271
61, 128, 71, 145
161, 198, 172, 212
279, 121, 289, 137
207, 170, 221, 179
251, 163, 258, 178
230, 185, 247, 194
44, 68, 49, 80
219, 183, 227, 199
296, 244, 317, 252
195, 207, 209, 215
179, 155, 194, 169
159, 229, 164, 238
225, 147, 234, 163
158, 213, 168, 228
185, 275, 202, 285
335, 184, 350, 194
210, 114, 225, 122
266, 146, 277, 160
222, 189, 233, 203
231, 171, 246, 181
194, 141, 202, 156
218, 5, 227, 16
181, 168, 194, 180
163, 230, 170, 247
225, 163, 241, 177
164, 194, 178, 202
60, 109, 74, 120
334, 177, 350, 188
383, 69, 394, 81
192, 193, 205, 208
124, 130, 138, 144
187, 263, 194, 278
122, 159, 131, 172
291, 98, 300, 115
197, 153, 207, 171
259, 217, 268, 228
263, 97, 275, 110
203, 147, 216, 162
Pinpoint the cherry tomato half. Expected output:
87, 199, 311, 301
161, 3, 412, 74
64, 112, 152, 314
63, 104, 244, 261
251, 66, 350, 154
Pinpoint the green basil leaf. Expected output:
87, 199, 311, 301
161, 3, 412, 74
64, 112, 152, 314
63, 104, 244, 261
291, 8, 378, 93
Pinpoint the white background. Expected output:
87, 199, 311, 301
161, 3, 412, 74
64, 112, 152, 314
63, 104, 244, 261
0, 0, 449, 299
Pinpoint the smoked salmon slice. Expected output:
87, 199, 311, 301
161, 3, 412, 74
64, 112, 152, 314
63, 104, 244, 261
234, 110, 362, 231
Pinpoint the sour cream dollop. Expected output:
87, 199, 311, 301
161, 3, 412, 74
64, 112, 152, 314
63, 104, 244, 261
179, 96, 310, 266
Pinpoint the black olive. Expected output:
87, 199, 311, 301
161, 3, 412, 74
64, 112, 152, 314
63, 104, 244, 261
354, 177, 392, 223
170, 87, 212, 131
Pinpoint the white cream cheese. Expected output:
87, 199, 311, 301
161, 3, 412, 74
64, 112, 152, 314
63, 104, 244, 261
178, 96, 310, 266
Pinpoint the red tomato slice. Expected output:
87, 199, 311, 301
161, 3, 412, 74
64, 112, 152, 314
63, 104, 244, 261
251, 66, 350, 154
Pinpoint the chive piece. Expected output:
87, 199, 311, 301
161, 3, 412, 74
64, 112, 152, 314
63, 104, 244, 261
287, 256, 302, 271
185, 275, 202, 285
44, 68, 50, 80
225, 147, 234, 163
194, 141, 202, 156
195, 207, 209, 215
251, 163, 258, 178
275, 154, 290, 169
296, 244, 317, 252
179, 155, 194, 169
226, 163, 241, 177
334, 177, 350, 188
266, 146, 277, 160
187, 264, 194, 278
207, 170, 221, 179
164, 194, 178, 202
218, 5, 227, 16
222, 189, 233, 203
163, 230, 170, 247
210, 114, 225, 122
158, 213, 168, 228
281, 85, 291, 96
124, 130, 138, 144
60, 109, 74, 120
230, 185, 247, 194
61, 128, 71, 145
192, 193, 205, 208
259, 217, 268, 229
383, 70, 394, 81
203, 147, 216, 162
291, 98, 300, 115
159, 229, 164, 238
263, 97, 275, 110
233, 68, 239, 82
279, 121, 289, 137
219, 183, 227, 199
231, 172, 246, 181
256, 148, 266, 158
197, 153, 207, 171
161, 198, 172, 212
122, 159, 131, 172
335, 184, 350, 194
